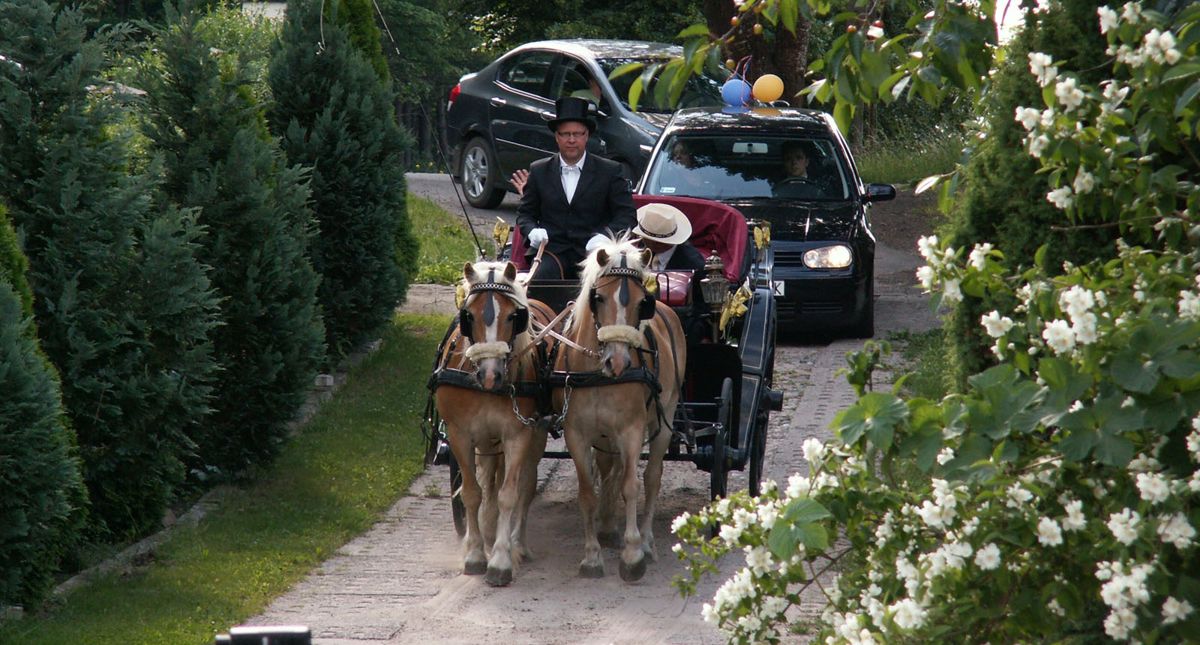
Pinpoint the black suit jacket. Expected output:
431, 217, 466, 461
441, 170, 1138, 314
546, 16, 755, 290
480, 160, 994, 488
516, 153, 637, 258
663, 242, 706, 272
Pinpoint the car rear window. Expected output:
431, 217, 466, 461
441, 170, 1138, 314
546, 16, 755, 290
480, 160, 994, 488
596, 58, 726, 113
643, 135, 851, 201
498, 51, 556, 98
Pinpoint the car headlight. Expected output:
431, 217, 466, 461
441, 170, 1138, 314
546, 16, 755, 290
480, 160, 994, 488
803, 245, 853, 269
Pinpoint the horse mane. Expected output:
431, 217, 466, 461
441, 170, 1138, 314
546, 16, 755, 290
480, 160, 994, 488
569, 233, 646, 327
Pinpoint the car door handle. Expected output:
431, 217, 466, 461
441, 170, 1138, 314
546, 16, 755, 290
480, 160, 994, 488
490, 97, 507, 107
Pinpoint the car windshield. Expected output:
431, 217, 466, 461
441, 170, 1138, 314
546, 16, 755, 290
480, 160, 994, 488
597, 58, 726, 113
642, 135, 852, 201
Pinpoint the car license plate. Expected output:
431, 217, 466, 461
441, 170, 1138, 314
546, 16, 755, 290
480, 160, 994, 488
772, 281, 785, 296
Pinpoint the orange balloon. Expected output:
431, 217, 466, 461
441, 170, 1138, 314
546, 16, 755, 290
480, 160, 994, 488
752, 74, 784, 103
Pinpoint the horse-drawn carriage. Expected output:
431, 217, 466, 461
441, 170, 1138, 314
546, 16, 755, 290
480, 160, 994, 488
424, 194, 781, 584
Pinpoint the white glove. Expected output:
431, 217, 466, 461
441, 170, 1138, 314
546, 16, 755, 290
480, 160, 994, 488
585, 233, 609, 253
528, 228, 548, 248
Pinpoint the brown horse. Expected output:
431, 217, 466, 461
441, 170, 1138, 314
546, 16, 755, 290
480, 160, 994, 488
553, 236, 686, 581
434, 261, 553, 586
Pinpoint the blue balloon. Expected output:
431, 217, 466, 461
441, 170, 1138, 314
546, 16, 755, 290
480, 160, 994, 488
721, 78, 751, 107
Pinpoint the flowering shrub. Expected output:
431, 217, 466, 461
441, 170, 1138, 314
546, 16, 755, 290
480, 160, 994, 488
671, 5, 1199, 643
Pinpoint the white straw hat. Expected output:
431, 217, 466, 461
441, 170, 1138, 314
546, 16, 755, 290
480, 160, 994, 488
633, 203, 692, 246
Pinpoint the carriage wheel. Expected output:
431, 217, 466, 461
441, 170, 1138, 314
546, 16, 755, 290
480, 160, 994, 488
709, 377, 733, 500
747, 409, 768, 496
449, 454, 466, 537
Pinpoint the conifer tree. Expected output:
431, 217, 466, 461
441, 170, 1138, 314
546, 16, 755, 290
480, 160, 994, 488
943, 0, 1116, 386
140, 9, 326, 472
268, 0, 418, 357
0, 0, 218, 540
0, 206, 86, 608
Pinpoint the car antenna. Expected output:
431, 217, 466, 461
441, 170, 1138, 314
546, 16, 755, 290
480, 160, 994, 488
369, 0, 490, 261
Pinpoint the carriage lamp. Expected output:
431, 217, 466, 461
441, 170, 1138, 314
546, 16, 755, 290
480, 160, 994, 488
699, 252, 729, 339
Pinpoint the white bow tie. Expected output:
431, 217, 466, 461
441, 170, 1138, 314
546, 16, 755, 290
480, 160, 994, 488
562, 165, 580, 174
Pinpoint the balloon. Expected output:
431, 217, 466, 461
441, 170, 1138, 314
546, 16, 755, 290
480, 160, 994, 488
753, 74, 784, 103
721, 78, 752, 107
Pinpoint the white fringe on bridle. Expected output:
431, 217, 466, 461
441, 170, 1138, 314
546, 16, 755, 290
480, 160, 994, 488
464, 341, 512, 362
596, 324, 644, 348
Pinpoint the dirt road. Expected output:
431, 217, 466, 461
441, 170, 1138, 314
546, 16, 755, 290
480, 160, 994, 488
245, 177, 938, 644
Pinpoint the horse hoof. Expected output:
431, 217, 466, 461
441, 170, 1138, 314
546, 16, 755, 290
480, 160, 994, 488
579, 563, 605, 578
598, 530, 622, 549
485, 567, 513, 587
619, 556, 647, 582
464, 560, 487, 576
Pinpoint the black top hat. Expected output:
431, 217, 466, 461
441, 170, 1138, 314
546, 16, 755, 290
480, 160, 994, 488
546, 96, 597, 133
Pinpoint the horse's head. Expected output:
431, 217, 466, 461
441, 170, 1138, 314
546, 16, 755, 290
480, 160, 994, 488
575, 236, 655, 377
458, 260, 530, 390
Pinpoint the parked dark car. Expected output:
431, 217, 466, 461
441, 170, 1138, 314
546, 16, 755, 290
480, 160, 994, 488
636, 107, 896, 336
444, 39, 728, 208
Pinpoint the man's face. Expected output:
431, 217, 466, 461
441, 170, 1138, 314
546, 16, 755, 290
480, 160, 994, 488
785, 148, 809, 176
638, 238, 672, 254
555, 123, 589, 163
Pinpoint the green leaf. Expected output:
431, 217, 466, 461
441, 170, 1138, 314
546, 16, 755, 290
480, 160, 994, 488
782, 497, 832, 524
676, 24, 711, 39
768, 498, 832, 559
1111, 350, 1159, 393
833, 100, 853, 134
1096, 431, 1134, 467
1163, 62, 1200, 82
780, 0, 799, 33
833, 392, 908, 448
1176, 79, 1200, 116
1059, 427, 1098, 461
608, 61, 645, 80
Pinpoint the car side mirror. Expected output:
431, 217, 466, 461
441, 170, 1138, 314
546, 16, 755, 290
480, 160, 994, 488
865, 183, 896, 202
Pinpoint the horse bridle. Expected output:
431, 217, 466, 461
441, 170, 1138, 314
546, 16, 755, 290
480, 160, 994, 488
458, 280, 529, 344
588, 266, 656, 324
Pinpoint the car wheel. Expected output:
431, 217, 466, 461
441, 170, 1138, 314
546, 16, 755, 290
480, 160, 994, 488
461, 138, 505, 209
851, 275, 875, 338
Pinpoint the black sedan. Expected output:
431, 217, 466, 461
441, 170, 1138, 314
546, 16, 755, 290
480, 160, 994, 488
444, 39, 727, 208
636, 107, 896, 337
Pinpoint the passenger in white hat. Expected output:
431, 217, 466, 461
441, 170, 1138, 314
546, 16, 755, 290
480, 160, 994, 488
634, 202, 709, 343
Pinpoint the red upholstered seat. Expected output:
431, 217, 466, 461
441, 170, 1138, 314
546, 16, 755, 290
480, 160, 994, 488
632, 195, 748, 283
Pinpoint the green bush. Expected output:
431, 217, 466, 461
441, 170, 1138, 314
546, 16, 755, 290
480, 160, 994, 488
943, 0, 1118, 389
0, 204, 33, 318
0, 1, 219, 540
269, 0, 418, 358
138, 9, 326, 475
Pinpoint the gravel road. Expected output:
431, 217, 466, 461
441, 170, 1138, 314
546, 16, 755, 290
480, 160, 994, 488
246, 174, 939, 644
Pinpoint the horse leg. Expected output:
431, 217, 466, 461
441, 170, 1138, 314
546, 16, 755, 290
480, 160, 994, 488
595, 450, 623, 549
617, 425, 648, 582
566, 428, 604, 578
639, 420, 672, 563
511, 425, 547, 563
478, 450, 501, 550
449, 433, 487, 575
485, 430, 535, 587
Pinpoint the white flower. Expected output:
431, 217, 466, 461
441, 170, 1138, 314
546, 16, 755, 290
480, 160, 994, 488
968, 242, 993, 270
1107, 508, 1142, 545
1038, 517, 1064, 546
672, 543, 683, 554
889, 598, 927, 630
786, 474, 811, 499
917, 235, 939, 262
1029, 134, 1051, 158
1100, 80, 1130, 114
1098, 6, 1119, 33
1136, 472, 1171, 504
671, 512, 691, 534
1179, 291, 1200, 320
942, 278, 962, 304
1122, 2, 1142, 23
1048, 598, 1066, 617
802, 437, 827, 464
1006, 483, 1034, 508
1104, 607, 1137, 640
1047, 186, 1074, 209
916, 265, 936, 290
1028, 51, 1058, 86
1063, 499, 1087, 531
1162, 597, 1194, 625
974, 543, 1001, 570
757, 502, 779, 530
1156, 512, 1195, 549
1055, 76, 1086, 112
1072, 168, 1096, 194
980, 311, 1014, 338
1188, 428, 1200, 461
1060, 285, 1096, 319
1015, 106, 1041, 130
1072, 312, 1099, 345
1042, 319, 1076, 354
936, 447, 955, 465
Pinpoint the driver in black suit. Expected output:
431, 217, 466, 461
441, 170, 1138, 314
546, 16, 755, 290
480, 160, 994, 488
515, 96, 637, 281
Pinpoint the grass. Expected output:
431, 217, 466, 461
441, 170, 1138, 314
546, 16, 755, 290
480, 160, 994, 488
854, 128, 966, 186
409, 194, 479, 284
0, 313, 451, 645
891, 328, 952, 401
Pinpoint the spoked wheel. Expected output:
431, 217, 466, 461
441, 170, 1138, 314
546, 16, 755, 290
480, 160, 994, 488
449, 454, 466, 537
709, 377, 733, 501
747, 410, 768, 496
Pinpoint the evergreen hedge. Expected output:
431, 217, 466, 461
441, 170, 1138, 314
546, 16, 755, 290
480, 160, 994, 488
943, 0, 1118, 387
0, 275, 86, 608
268, 0, 418, 358
0, 1, 219, 540
140, 9, 326, 474
0, 204, 33, 318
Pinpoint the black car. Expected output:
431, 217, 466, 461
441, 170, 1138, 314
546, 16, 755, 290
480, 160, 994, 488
444, 39, 728, 208
636, 107, 896, 336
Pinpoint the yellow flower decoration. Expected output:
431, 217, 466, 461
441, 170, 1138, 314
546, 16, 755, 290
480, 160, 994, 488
492, 219, 512, 254
643, 273, 659, 298
455, 281, 467, 309
718, 285, 752, 332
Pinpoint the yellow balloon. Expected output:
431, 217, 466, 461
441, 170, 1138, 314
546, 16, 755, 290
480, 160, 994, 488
752, 74, 784, 103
